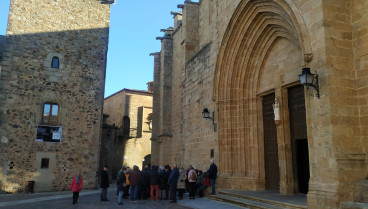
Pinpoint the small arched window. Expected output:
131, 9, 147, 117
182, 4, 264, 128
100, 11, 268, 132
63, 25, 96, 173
123, 116, 130, 137
51, 57, 59, 69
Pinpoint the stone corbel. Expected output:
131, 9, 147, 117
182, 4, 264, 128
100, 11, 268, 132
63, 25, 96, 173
303, 53, 313, 68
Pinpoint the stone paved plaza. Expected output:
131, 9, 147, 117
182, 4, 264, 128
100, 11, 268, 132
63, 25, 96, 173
0, 187, 245, 209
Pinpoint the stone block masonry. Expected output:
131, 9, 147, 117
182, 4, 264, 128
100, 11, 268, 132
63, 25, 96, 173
102, 89, 153, 172
0, 0, 110, 193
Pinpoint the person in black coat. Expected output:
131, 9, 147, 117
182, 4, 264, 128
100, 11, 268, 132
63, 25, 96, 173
159, 166, 168, 200
149, 166, 160, 201
207, 159, 218, 195
168, 163, 179, 203
100, 165, 109, 201
140, 166, 150, 200
117, 167, 126, 205
164, 165, 172, 200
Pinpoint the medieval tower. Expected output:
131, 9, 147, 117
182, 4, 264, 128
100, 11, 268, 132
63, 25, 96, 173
0, 0, 111, 192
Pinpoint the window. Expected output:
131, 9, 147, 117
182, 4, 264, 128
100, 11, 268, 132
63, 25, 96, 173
42, 103, 60, 126
51, 57, 59, 68
123, 116, 130, 137
41, 158, 49, 169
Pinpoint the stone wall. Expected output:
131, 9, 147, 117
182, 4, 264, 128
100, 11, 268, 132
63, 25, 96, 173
100, 124, 121, 182
351, 0, 368, 178
0, 35, 5, 62
0, 0, 110, 193
0, 35, 5, 77
103, 89, 153, 170
152, 0, 241, 175
152, 0, 368, 208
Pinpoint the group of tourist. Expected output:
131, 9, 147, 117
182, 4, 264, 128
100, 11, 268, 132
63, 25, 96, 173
68, 159, 218, 205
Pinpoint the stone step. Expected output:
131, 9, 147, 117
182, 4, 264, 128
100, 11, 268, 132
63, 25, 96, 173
219, 191, 307, 209
210, 194, 285, 209
209, 191, 307, 209
339, 202, 368, 209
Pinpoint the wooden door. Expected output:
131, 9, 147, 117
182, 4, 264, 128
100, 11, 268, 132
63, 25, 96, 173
262, 93, 280, 191
288, 85, 310, 194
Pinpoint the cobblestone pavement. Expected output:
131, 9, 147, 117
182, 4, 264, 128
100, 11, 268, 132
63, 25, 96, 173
0, 188, 189, 209
0, 188, 244, 209
179, 196, 246, 209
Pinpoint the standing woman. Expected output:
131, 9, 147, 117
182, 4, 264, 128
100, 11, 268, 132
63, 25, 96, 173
187, 165, 197, 199
177, 166, 186, 200
70, 172, 83, 204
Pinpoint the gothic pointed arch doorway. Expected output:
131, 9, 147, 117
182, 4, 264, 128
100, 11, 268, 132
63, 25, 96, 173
213, 0, 312, 194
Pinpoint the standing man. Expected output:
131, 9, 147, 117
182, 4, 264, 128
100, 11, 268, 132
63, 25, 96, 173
129, 165, 141, 202
116, 167, 126, 205
164, 165, 172, 200
207, 159, 218, 195
168, 163, 179, 203
140, 166, 150, 200
100, 165, 109, 201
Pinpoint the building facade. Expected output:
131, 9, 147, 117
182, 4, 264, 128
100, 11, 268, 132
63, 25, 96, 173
151, 0, 368, 208
102, 88, 153, 174
0, 0, 111, 193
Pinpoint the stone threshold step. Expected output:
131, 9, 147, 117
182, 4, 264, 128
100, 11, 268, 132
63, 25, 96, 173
210, 194, 286, 209
219, 191, 307, 209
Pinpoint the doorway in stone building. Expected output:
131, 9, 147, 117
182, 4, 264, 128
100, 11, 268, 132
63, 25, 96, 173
288, 85, 310, 194
262, 93, 280, 191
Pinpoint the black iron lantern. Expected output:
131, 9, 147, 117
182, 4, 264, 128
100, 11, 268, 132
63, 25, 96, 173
202, 108, 216, 131
299, 67, 320, 98
202, 108, 211, 119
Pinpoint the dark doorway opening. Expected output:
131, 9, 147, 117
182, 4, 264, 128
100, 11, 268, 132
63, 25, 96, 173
142, 154, 151, 169
262, 93, 280, 191
288, 85, 310, 194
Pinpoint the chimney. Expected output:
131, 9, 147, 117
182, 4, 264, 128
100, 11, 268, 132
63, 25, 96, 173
147, 81, 154, 93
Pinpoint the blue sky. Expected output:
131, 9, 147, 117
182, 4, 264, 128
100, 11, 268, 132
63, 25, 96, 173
0, 0, 185, 97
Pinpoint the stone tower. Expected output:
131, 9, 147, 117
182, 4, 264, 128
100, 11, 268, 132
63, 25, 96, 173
0, 0, 111, 192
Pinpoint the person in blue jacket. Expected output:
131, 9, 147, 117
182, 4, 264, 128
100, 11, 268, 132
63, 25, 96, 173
168, 163, 179, 203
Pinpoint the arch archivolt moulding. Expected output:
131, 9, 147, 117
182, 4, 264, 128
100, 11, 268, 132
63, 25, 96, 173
214, 0, 312, 102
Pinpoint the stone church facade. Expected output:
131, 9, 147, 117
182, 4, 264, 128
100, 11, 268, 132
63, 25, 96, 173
101, 88, 153, 179
151, 0, 368, 208
0, 0, 111, 192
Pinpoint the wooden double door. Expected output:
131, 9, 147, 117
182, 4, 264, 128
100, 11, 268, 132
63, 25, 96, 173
262, 85, 310, 194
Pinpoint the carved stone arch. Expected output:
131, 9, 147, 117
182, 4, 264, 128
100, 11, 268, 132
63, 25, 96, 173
214, 0, 312, 101
213, 0, 312, 191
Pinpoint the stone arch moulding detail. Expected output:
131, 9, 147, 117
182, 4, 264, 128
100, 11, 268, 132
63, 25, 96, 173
212, 0, 313, 190
213, 0, 312, 101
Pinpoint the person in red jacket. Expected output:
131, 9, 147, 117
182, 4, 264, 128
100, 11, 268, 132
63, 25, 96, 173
70, 172, 83, 204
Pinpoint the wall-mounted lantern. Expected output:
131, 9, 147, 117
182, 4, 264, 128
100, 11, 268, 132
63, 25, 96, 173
299, 67, 320, 99
202, 108, 216, 131
202, 108, 214, 122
